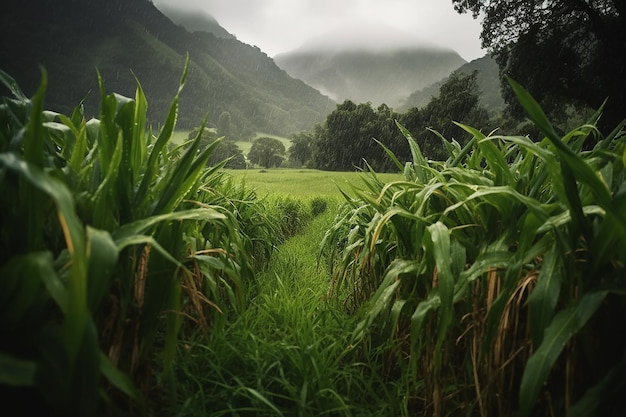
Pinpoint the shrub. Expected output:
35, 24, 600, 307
310, 197, 328, 217
264, 197, 312, 242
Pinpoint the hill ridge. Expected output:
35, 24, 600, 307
0, 0, 332, 137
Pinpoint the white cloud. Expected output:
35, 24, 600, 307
153, 0, 485, 61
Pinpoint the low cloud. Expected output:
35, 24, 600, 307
153, 0, 485, 60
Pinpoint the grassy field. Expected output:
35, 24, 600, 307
170, 131, 291, 156
236, 133, 292, 155
170, 129, 191, 145
225, 168, 403, 199
253, 132, 292, 145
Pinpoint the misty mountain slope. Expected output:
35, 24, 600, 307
275, 29, 466, 108
154, 3, 236, 40
0, 0, 331, 136
399, 55, 504, 114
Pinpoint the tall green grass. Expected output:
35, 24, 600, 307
0, 60, 276, 415
169, 210, 415, 416
321, 78, 626, 416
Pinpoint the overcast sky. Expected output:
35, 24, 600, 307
153, 0, 486, 61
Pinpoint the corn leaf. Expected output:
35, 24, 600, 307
23, 69, 46, 168
86, 227, 118, 312
113, 208, 226, 241
99, 352, 139, 400
427, 222, 454, 358
0, 68, 28, 101
396, 121, 429, 183
527, 244, 563, 346
0, 352, 37, 387
519, 290, 608, 417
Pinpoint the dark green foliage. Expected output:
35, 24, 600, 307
212, 141, 247, 169
310, 101, 407, 171
453, 0, 626, 133
308, 71, 490, 169
310, 197, 328, 217
248, 136, 286, 168
0, 65, 272, 416
321, 79, 626, 415
0, 0, 331, 137
399, 70, 491, 159
288, 131, 314, 166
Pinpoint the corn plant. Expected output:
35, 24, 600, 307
321, 78, 626, 416
1, 68, 138, 415
0, 58, 262, 415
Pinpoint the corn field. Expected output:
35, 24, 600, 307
1, 60, 625, 417
321, 77, 626, 416
0, 59, 279, 415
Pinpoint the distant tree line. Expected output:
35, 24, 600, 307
286, 70, 492, 171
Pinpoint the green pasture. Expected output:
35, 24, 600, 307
253, 131, 291, 146
225, 168, 403, 199
170, 129, 191, 145
170, 130, 291, 156
237, 132, 291, 155
234, 139, 253, 155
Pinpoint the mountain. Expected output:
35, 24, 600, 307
274, 23, 466, 108
399, 55, 505, 114
0, 0, 333, 137
154, 4, 235, 40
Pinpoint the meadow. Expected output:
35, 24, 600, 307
2, 64, 625, 417
169, 130, 291, 158
226, 168, 403, 199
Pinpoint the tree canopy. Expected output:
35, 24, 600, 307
309, 101, 404, 171
288, 132, 314, 167
248, 137, 286, 168
304, 71, 489, 171
453, 0, 626, 131
400, 70, 490, 159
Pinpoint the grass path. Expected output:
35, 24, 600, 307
174, 208, 395, 416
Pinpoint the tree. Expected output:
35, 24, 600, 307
400, 70, 490, 160
453, 0, 626, 132
306, 100, 412, 172
288, 132, 314, 166
310, 100, 396, 171
208, 141, 246, 169
248, 137, 286, 168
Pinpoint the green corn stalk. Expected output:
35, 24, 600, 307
322, 79, 626, 415
1, 67, 146, 415
1, 56, 263, 415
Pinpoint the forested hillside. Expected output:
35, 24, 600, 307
399, 54, 504, 114
154, 4, 236, 40
0, 0, 333, 137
